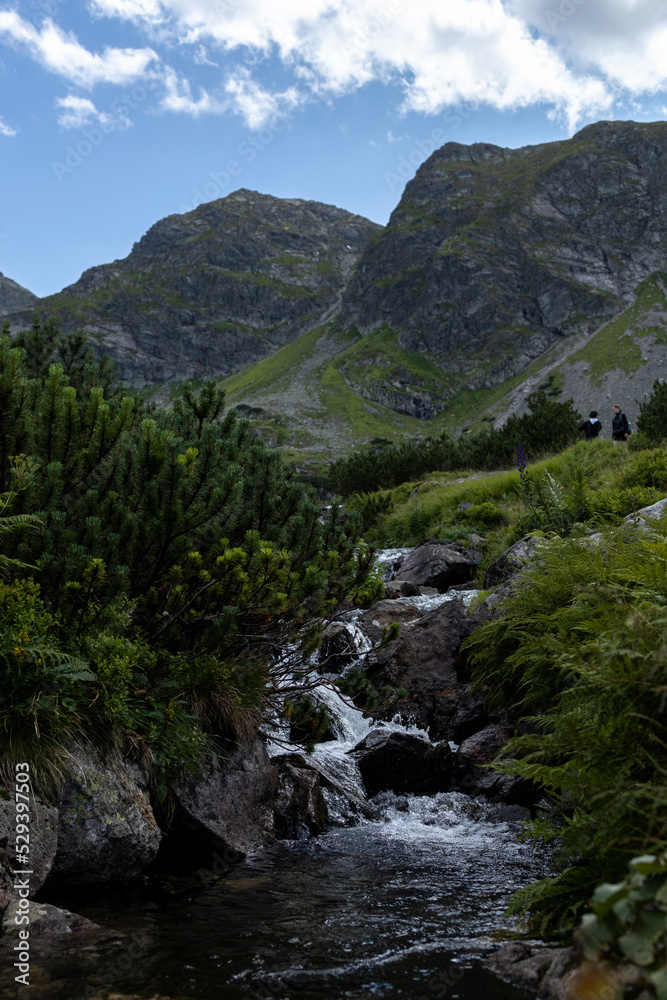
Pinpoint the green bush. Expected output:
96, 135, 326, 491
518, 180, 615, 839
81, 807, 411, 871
0, 327, 374, 799
465, 524, 667, 935
330, 391, 582, 496
455, 501, 509, 527
637, 380, 667, 445
576, 853, 667, 1000
620, 450, 667, 490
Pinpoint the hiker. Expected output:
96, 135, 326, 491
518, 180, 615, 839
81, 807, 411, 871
611, 404, 631, 446
579, 410, 601, 440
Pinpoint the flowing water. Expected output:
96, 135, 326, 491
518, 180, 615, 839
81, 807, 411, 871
0, 562, 551, 1000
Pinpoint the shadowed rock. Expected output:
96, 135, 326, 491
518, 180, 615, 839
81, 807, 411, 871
393, 540, 480, 592
351, 730, 452, 796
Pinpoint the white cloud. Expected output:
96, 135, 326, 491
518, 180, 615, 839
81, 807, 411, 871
80, 0, 617, 129
511, 0, 667, 93
223, 70, 303, 128
160, 67, 229, 116
0, 11, 158, 88
0, 116, 16, 136
55, 95, 118, 129
75, 0, 667, 129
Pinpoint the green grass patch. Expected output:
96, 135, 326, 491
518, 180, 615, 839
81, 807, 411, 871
571, 273, 667, 384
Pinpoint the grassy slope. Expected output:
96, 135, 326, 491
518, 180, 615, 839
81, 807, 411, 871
213, 271, 666, 480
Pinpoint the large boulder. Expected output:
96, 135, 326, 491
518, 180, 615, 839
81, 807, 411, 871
624, 496, 667, 531
351, 730, 452, 796
171, 738, 278, 858
273, 759, 328, 839
271, 751, 374, 825
356, 598, 424, 645
363, 599, 488, 741
2, 900, 103, 938
318, 622, 365, 673
0, 790, 58, 912
393, 540, 480, 592
453, 725, 537, 805
45, 744, 161, 888
483, 535, 541, 588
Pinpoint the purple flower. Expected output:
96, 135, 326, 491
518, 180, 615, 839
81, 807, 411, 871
516, 441, 528, 477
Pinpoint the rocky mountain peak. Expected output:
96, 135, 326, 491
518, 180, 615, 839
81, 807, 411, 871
0, 272, 37, 316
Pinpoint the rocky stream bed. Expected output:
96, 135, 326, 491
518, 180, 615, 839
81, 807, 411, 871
0, 537, 586, 1000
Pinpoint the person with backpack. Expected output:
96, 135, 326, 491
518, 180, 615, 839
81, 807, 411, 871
579, 410, 602, 440
611, 404, 631, 446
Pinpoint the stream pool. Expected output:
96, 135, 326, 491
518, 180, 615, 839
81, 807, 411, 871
1, 790, 549, 1000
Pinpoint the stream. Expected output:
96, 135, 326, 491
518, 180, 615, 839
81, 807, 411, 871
0, 555, 551, 1000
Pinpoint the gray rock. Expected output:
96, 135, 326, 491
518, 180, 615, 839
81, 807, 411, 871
624, 496, 667, 531
484, 535, 541, 588
48, 744, 161, 887
384, 580, 422, 599
2, 900, 102, 938
363, 599, 488, 741
271, 751, 374, 824
0, 791, 58, 911
0, 272, 37, 316
172, 738, 277, 855
273, 760, 328, 839
342, 122, 667, 410
356, 598, 424, 645
485, 942, 578, 1000
318, 622, 361, 672
453, 725, 537, 805
351, 730, 452, 796
394, 540, 480, 592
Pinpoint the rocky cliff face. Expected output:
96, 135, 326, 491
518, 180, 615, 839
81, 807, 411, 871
8, 190, 381, 387
0, 271, 36, 315
341, 120, 667, 394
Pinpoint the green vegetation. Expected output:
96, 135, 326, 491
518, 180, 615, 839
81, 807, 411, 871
464, 522, 667, 940
571, 274, 667, 384
0, 319, 379, 801
330, 391, 581, 496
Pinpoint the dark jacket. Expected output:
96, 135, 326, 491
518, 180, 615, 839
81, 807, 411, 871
579, 418, 601, 440
612, 412, 630, 439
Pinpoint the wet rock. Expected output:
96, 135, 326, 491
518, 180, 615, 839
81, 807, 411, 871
364, 599, 488, 741
44, 744, 161, 889
1, 901, 102, 938
393, 540, 480, 592
271, 752, 375, 824
318, 622, 361, 672
0, 791, 58, 911
453, 725, 537, 805
384, 580, 422, 599
356, 598, 424, 645
483, 535, 541, 588
172, 739, 278, 857
273, 760, 328, 839
485, 942, 578, 1000
351, 730, 452, 796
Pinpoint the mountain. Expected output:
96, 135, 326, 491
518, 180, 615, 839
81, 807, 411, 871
7, 190, 381, 386
0, 272, 37, 315
6, 120, 667, 470
338, 120, 667, 415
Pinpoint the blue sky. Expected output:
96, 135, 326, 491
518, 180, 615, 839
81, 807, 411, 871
1, 0, 667, 297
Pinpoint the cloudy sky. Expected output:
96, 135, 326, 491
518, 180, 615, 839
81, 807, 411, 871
1, 0, 666, 296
